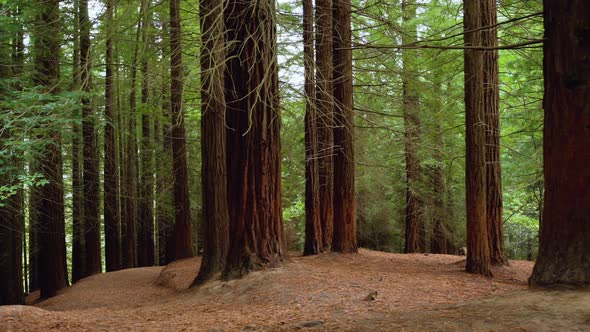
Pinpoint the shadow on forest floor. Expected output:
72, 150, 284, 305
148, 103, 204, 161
1, 249, 589, 331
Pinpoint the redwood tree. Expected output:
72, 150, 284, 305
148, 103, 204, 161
194, 0, 229, 284
332, 0, 357, 253
481, 0, 507, 266
33, 0, 69, 297
71, 0, 85, 283
223, 0, 284, 279
0, 21, 24, 304
303, 0, 323, 256
169, 0, 193, 261
464, 0, 492, 276
104, 0, 121, 272
138, 8, 155, 267
81, 0, 101, 277
316, 0, 335, 250
529, 0, 590, 286
401, 0, 424, 254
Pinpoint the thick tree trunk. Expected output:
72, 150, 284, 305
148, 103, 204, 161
138, 9, 155, 267
104, 0, 121, 272
481, 0, 508, 266
464, 0, 492, 276
529, 0, 590, 286
332, 0, 357, 253
401, 0, 424, 254
0, 26, 24, 304
194, 0, 229, 284
80, 0, 102, 277
223, 0, 284, 279
169, 0, 194, 261
0, 128, 24, 305
303, 0, 323, 256
32, 0, 69, 297
316, 0, 335, 250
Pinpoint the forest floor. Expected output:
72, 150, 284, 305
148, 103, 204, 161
1, 249, 589, 331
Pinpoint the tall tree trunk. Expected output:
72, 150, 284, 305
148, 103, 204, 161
0, 129, 23, 305
332, 0, 357, 253
138, 7, 155, 267
169, 0, 194, 261
402, 0, 424, 254
464, 0, 492, 276
104, 0, 121, 272
303, 0, 323, 255
194, 0, 229, 284
430, 72, 448, 254
223, 0, 284, 279
80, 0, 102, 277
33, 0, 69, 297
316, 0, 335, 250
71, 0, 85, 283
481, 0, 508, 266
156, 47, 174, 265
123, 0, 146, 268
529, 0, 590, 286
0, 21, 24, 304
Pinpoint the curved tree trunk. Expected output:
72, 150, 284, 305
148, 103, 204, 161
529, 0, 590, 286
332, 0, 357, 253
223, 0, 284, 279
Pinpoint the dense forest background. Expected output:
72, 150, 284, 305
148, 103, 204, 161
1, 0, 543, 293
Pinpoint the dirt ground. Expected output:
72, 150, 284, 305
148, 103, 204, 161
1, 249, 589, 331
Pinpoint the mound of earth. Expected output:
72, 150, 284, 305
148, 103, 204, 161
1, 249, 588, 331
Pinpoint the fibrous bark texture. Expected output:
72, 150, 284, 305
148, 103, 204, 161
194, 0, 229, 284
332, 0, 357, 253
481, 0, 507, 266
303, 0, 323, 256
464, 0, 492, 276
223, 0, 284, 279
529, 0, 590, 287
316, 0, 335, 250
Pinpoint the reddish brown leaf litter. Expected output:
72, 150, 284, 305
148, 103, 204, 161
1, 249, 589, 331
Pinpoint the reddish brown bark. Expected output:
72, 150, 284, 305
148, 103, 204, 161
169, 0, 194, 261
332, 0, 357, 253
529, 0, 590, 286
303, 0, 323, 256
194, 0, 229, 284
223, 0, 284, 279
464, 0, 492, 276
481, 0, 508, 266
317, 0, 335, 250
